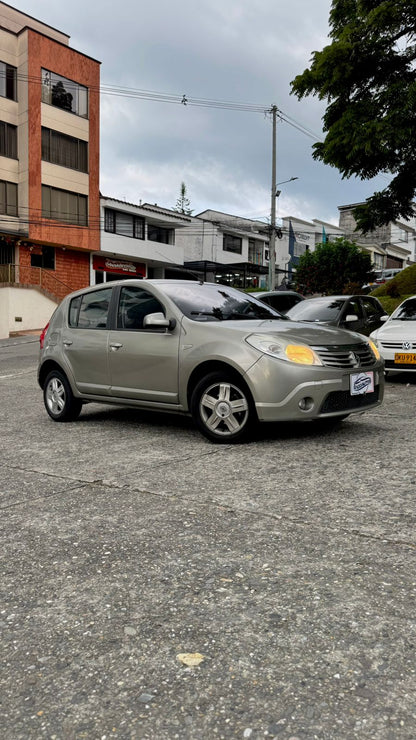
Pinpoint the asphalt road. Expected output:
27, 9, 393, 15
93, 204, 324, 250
1, 336, 416, 740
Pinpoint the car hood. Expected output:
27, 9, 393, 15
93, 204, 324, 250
373, 321, 416, 341
196, 318, 367, 345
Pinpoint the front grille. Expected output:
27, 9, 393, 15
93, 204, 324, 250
381, 340, 415, 350
311, 343, 375, 368
320, 385, 380, 414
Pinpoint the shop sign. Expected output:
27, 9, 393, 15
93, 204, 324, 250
93, 256, 146, 277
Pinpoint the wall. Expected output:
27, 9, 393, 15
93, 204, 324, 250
26, 30, 100, 252
18, 246, 90, 297
0, 286, 57, 338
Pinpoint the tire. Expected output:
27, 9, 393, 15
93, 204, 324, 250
43, 370, 82, 422
190, 371, 255, 443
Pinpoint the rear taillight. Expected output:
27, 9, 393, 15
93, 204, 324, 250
39, 322, 49, 350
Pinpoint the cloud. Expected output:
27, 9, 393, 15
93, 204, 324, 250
20, 0, 383, 229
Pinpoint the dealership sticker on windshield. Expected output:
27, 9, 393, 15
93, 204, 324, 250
350, 372, 374, 395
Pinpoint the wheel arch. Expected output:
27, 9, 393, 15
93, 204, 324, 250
38, 360, 71, 390
186, 360, 254, 410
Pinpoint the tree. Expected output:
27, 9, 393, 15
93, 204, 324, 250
291, 0, 416, 232
294, 238, 374, 294
173, 182, 193, 215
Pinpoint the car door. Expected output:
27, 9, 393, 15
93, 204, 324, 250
62, 286, 113, 395
339, 297, 367, 333
108, 284, 180, 403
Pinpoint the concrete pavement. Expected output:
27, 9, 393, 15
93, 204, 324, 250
1, 336, 416, 739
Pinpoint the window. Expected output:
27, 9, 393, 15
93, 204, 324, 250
344, 299, 362, 319
0, 122, 17, 159
104, 208, 144, 239
41, 69, 88, 118
147, 224, 173, 244
0, 180, 17, 216
362, 298, 381, 318
223, 233, 242, 254
41, 127, 88, 172
117, 286, 165, 330
69, 288, 112, 329
0, 62, 17, 101
42, 185, 88, 226
248, 239, 263, 265
30, 246, 55, 270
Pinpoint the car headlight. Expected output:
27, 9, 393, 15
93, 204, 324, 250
368, 339, 381, 360
246, 334, 323, 365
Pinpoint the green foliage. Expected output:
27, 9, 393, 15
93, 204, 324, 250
173, 182, 193, 215
294, 237, 373, 294
291, 0, 416, 231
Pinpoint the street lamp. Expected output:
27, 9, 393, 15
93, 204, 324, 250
275, 177, 298, 198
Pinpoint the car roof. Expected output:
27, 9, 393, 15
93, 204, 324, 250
254, 290, 303, 297
302, 295, 366, 302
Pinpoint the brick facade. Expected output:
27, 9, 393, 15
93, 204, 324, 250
19, 245, 89, 301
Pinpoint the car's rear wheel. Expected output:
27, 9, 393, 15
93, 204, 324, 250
44, 370, 82, 422
190, 371, 255, 443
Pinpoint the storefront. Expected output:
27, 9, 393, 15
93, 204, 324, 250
93, 255, 146, 283
183, 261, 270, 289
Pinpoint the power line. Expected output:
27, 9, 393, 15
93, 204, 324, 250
1, 68, 324, 142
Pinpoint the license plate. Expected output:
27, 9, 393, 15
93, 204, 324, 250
350, 371, 374, 396
394, 353, 416, 364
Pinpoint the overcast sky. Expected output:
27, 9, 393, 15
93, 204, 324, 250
18, 0, 387, 229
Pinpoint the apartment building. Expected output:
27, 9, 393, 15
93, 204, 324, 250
0, 1, 100, 336
94, 196, 191, 284
338, 203, 415, 270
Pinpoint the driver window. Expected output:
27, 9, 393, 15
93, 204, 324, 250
117, 286, 164, 330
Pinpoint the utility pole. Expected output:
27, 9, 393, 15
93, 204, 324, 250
268, 105, 277, 291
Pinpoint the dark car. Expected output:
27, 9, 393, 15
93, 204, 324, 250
251, 290, 305, 314
286, 295, 389, 336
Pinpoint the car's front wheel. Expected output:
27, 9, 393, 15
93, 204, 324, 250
190, 371, 255, 443
44, 370, 82, 422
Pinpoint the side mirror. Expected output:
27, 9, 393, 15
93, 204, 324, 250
345, 314, 358, 323
381, 314, 389, 322
143, 312, 176, 330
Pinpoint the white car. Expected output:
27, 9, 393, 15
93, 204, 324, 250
370, 295, 416, 373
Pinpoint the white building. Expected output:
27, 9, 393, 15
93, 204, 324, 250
175, 209, 274, 288
93, 196, 191, 283
338, 203, 415, 269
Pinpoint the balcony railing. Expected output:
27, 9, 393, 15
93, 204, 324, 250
0, 264, 73, 302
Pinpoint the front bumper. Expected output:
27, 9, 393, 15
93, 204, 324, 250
245, 355, 384, 422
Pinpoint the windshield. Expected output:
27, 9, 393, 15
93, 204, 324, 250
390, 298, 416, 321
158, 282, 286, 321
287, 298, 346, 322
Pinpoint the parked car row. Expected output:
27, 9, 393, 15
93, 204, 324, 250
38, 280, 384, 443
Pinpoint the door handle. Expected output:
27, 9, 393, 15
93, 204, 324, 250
110, 342, 123, 351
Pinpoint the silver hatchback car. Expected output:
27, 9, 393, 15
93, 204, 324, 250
38, 280, 384, 442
